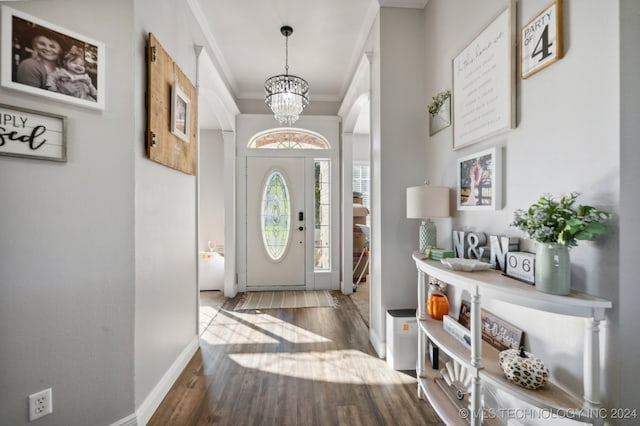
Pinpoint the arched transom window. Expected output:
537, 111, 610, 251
249, 129, 330, 150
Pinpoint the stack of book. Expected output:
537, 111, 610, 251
428, 248, 455, 260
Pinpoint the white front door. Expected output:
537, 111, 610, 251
246, 157, 306, 289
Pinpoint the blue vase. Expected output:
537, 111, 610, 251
535, 243, 570, 295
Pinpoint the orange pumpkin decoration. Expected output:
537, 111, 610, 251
427, 293, 449, 320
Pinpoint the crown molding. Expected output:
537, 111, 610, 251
378, 0, 429, 8
186, 0, 239, 95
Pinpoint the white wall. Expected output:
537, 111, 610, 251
424, 0, 621, 408
353, 134, 371, 163
199, 129, 225, 251
0, 1, 136, 425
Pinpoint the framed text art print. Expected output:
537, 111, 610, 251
456, 147, 501, 211
521, 0, 563, 79
0, 103, 66, 162
452, 2, 516, 149
0, 5, 106, 110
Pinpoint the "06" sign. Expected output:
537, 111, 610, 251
505, 252, 536, 284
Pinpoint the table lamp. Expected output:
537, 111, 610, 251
406, 185, 450, 253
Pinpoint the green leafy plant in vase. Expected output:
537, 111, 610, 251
511, 192, 610, 295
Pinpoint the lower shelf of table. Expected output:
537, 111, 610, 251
418, 365, 504, 426
419, 316, 590, 422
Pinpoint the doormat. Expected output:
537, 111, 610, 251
235, 290, 336, 310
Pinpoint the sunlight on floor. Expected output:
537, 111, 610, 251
200, 310, 332, 346
196, 301, 414, 387
228, 349, 415, 385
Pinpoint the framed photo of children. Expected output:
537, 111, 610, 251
456, 147, 501, 211
0, 5, 105, 110
521, 0, 563, 79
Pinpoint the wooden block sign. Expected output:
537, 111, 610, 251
146, 33, 198, 175
0, 104, 66, 162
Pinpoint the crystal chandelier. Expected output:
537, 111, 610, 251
264, 26, 309, 126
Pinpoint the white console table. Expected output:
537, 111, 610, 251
413, 252, 612, 425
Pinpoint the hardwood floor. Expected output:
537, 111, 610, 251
149, 292, 443, 425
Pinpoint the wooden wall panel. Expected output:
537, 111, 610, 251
146, 33, 198, 175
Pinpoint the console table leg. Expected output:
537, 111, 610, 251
584, 315, 602, 405
470, 288, 482, 426
417, 326, 425, 378
417, 270, 427, 321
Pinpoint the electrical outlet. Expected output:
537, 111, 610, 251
28, 388, 52, 421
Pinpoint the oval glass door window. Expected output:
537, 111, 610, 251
261, 170, 291, 261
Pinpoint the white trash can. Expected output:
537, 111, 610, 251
198, 251, 224, 291
386, 309, 418, 371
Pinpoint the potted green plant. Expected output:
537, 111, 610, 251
428, 90, 451, 136
511, 192, 610, 295
427, 90, 451, 115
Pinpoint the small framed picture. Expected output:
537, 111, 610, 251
521, 0, 563, 79
457, 147, 501, 211
459, 300, 523, 351
1, 5, 105, 110
171, 83, 190, 143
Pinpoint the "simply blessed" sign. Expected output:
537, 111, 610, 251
0, 104, 66, 162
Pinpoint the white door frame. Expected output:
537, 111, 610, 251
236, 115, 340, 293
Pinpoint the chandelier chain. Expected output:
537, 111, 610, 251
285, 34, 289, 75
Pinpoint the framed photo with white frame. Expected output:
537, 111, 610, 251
456, 147, 501, 211
520, 0, 564, 79
1, 5, 105, 110
171, 83, 191, 143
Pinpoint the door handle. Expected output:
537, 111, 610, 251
298, 226, 304, 231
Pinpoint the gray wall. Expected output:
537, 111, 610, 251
619, 0, 640, 420
0, 1, 136, 425
0, 0, 216, 423
424, 0, 624, 408
133, 0, 207, 411
379, 7, 427, 311
368, 7, 427, 351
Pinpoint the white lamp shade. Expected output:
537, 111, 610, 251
406, 186, 450, 219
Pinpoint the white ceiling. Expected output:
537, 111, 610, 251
191, 0, 428, 128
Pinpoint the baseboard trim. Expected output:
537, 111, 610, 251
109, 413, 137, 426
135, 335, 200, 425
369, 327, 386, 358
